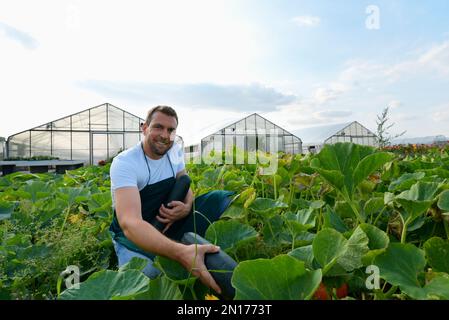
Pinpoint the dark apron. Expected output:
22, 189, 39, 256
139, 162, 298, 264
109, 143, 234, 259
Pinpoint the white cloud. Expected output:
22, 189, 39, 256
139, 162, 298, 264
78, 80, 297, 111
0, 21, 38, 49
291, 15, 321, 28
388, 100, 402, 109
432, 107, 449, 122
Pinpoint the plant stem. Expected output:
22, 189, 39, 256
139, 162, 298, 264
373, 206, 387, 226
59, 205, 71, 239
384, 285, 398, 299
273, 174, 277, 200
342, 193, 364, 224
401, 217, 408, 244
444, 220, 449, 240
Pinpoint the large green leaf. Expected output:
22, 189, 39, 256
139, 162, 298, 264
283, 208, 316, 235
359, 223, 389, 250
221, 205, 246, 219
424, 237, 449, 273
312, 143, 390, 197
388, 172, 426, 192
262, 215, 292, 246
248, 198, 288, 218
22, 180, 52, 202
359, 223, 389, 265
232, 255, 322, 300
402, 273, 449, 300
288, 245, 315, 270
154, 256, 197, 286
313, 227, 369, 275
0, 201, 15, 221
374, 243, 425, 289
323, 205, 349, 233
395, 181, 440, 223
312, 168, 345, 191
205, 220, 258, 252
59, 269, 150, 300
337, 226, 370, 272
134, 276, 183, 300
438, 190, 449, 211
312, 228, 347, 274
119, 257, 149, 272
353, 152, 394, 189
88, 192, 112, 216
58, 187, 90, 205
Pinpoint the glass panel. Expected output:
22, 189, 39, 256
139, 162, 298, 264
247, 135, 256, 164
8, 131, 30, 158
225, 124, 236, 134
246, 115, 256, 133
125, 133, 140, 149
92, 133, 108, 164
72, 110, 90, 131
108, 134, 124, 158
90, 105, 107, 131
256, 116, 266, 131
34, 124, 52, 131
247, 135, 257, 151
52, 132, 71, 159
125, 113, 141, 131
52, 117, 71, 131
257, 134, 267, 152
108, 106, 124, 131
277, 136, 284, 153
235, 135, 245, 164
224, 135, 234, 164
266, 121, 275, 131
235, 119, 245, 135
31, 131, 51, 157
213, 134, 223, 152
72, 132, 90, 161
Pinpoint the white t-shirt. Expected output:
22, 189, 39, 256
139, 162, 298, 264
110, 142, 185, 208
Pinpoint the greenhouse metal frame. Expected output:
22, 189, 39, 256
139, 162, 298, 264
6, 103, 144, 165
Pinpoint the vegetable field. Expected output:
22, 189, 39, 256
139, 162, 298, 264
1, 142, 449, 300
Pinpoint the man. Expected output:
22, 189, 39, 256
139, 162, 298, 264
109, 106, 233, 295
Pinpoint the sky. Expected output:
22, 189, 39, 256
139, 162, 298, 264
1, 0, 449, 146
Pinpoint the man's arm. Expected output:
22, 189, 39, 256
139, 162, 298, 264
115, 187, 221, 294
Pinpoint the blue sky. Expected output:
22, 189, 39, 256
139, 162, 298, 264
1, 0, 448, 145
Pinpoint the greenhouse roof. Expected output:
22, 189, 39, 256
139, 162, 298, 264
292, 122, 354, 145
186, 113, 300, 147
7, 103, 144, 138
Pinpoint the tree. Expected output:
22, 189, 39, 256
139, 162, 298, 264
376, 107, 406, 148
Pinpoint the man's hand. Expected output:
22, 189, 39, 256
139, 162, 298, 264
157, 201, 192, 232
177, 243, 222, 294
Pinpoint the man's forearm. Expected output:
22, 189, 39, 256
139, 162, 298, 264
123, 218, 184, 261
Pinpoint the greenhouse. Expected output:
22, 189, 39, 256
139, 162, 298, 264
0, 137, 5, 160
292, 121, 378, 154
184, 113, 302, 163
5, 103, 144, 165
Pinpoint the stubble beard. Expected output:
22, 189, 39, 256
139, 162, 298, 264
148, 139, 173, 156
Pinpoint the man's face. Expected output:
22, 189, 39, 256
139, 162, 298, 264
142, 111, 177, 157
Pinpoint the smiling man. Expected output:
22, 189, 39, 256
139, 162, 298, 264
109, 106, 233, 294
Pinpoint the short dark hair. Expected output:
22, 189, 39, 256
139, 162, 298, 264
145, 106, 178, 125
